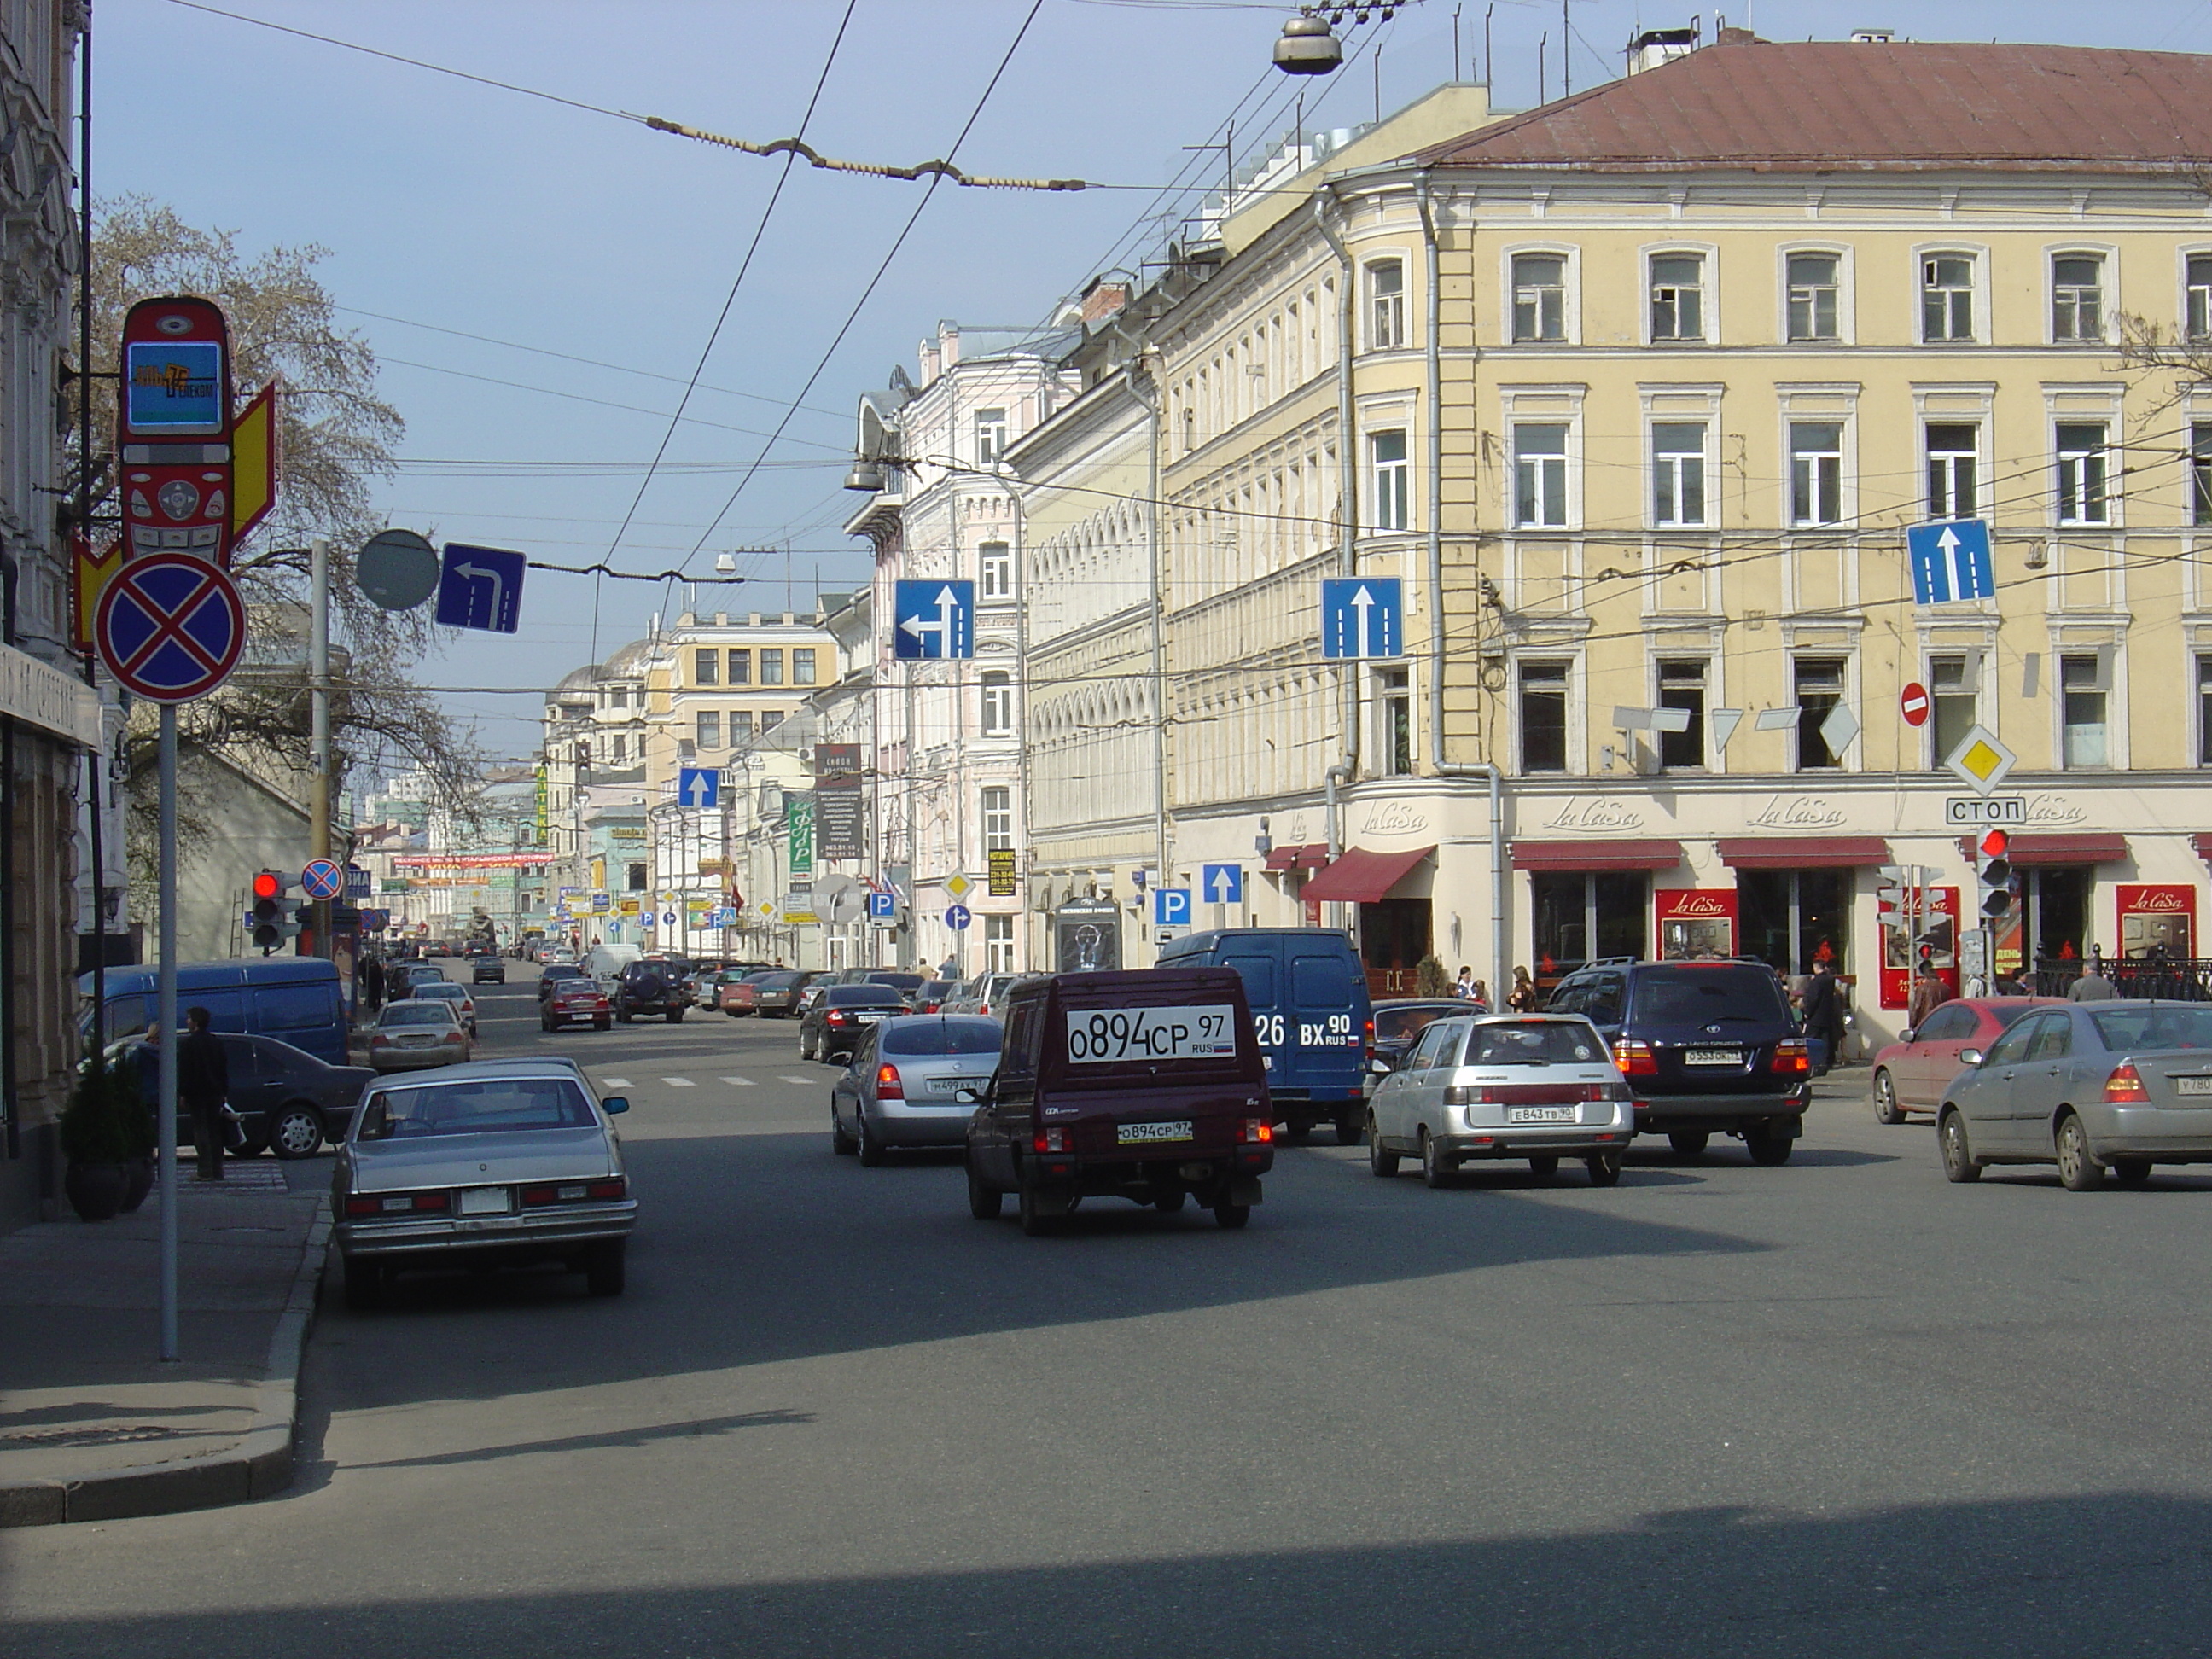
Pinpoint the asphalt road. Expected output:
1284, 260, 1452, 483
8, 963, 2212, 1656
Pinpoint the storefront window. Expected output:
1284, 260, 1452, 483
2027, 867, 2090, 970
1738, 868, 1853, 975
1531, 871, 1648, 978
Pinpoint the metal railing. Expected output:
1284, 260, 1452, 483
2029, 959, 2212, 1001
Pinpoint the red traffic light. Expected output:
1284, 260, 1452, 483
1978, 829, 2010, 859
252, 870, 282, 900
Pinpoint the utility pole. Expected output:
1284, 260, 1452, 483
309, 536, 332, 956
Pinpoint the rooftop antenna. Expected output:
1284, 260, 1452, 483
1484, 4, 1493, 86
1562, 0, 1570, 95
1539, 31, 1547, 102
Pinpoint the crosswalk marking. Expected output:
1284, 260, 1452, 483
779, 1074, 815, 1086
599, 1076, 633, 1088
719, 1075, 755, 1086
661, 1077, 696, 1087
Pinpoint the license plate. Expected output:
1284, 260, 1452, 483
1685, 1048, 1740, 1067
457, 1186, 511, 1214
1506, 1105, 1577, 1124
933, 1077, 987, 1096
853, 1013, 883, 1024
2176, 1075, 2212, 1096
1117, 1121, 1195, 1144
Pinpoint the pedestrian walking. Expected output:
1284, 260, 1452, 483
1453, 965, 1478, 1001
1798, 959, 1846, 1075
1506, 966, 1537, 1013
1906, 965, 1950, 1030
2069, 950, 2116, 1002
178, 1006, 230, 1181
360, 953, 385, 1016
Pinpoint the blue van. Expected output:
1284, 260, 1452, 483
81, 958, 349, 1066
1156, 928, 1371, 1143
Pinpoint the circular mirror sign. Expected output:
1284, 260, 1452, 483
356, 528, 440, 611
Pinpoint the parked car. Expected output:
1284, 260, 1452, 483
471, 956, 507, 986
719, 969, 784, 1016
540, 974, 612, 1032
963, 966, 1273, 1233
143, 1033, 373, 1160
367, 1001, 472, 1072
793, 979, 834, 1017
1871, 997, 2064, 1123
333, 1059, 637, 1308
831, 1014, 1004, 1163
1156, 928, 1371, 1145
1545, 958, 1810, 1164
83, 956, 349, 1065
1937, 1001, 2212, 1189
800, 985, 911, 1063
614, 961, 686, 1023
854, 969, 926, 1004
398, 963, 451, 998
409, 979, 480, 1038
1371, 998, 1484, 1072
941, 973, 1022, 1017
1368, 1013, 1632, 1187
751, 970, 818, 1018
911, 979, 958, 1015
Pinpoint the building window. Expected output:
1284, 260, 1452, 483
1519, 661, 1569, 772
1656, 658, 1705, 769
694, 649, 719, 686
985, 913, 1015, 973
1532, 872, 1649, 973
2056, 422, 2110, 524
1738, 869, 1851, 977
1786, 253, 1840, 341
981, 671, 1013, 737
2198, 655, 2212, 765
1925, 423, 1979, 520
1790, 421, 1843, 527
975, 408, 1008, 466
728, 649, 751, 685
979, 540, 1012, 599
1649, 253, 1705, 342
610, 733, 626, 765
1379, 667, 1412, 775
2052, 254, 2104, 342
730, 709, 755, 742
760, 648, 785, 685
696, 711, 721, 750
2195, 425, 2212, 526
1650, 422, 1707, 527
1794, 657, 1846, 771
1922, 253, 1976, 342
1370, 429, 1409, 532
760, 709, 783, 732
626, 863, 648, 892
1368, 259, 1405, 350
1511, 253, 1566, 342
1929, 654, 1976, 767
981, 785, 1013, 852
2060, 653, 2109, 768
1512, 422, 1569, 527
793, 648, 817, 686
2191, 254, 2212, 342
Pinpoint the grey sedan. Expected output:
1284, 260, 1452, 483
332, 1059, 637, 1307
1938, 1001, 2212, 1190
830, 1014, 1004, 1165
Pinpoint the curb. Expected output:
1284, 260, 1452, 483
0, 1197, 329, 1528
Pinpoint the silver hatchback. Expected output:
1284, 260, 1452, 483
830, 1014, 1004, 1165
1367, 1013, 1633, 1186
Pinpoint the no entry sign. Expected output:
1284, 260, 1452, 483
95, 552, 244, 702
1900, 682, 1930, 728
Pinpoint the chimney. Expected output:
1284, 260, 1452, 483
1080, 278, 1131, 326
1714, 25, 1761, 44
1625, 23, 1700, 74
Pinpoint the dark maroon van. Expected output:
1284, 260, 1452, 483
963, 967, 1274, 1234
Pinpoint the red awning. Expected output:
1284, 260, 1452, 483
1262, 846, 1299, 872
1300, 845, 1436, 904
2190, 834, 2212, 864
1293, 843, 1332, 870
1510, 839, 1685, 873
1715, 835, 1892, 870
1954, 832, 2129, 865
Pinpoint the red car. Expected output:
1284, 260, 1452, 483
1869, 996, 2069, 1122
542, 975, 613, 1032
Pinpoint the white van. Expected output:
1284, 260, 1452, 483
580, 943, 643, 989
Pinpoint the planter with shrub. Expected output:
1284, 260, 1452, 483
61, 1052, 154, 1222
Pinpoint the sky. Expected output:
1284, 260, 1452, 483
96, 0, 2212, 768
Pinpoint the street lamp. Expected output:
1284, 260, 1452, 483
843, 458, 886, 492
1274, 13, 1343, 73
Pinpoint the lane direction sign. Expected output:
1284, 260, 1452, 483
1155, 888, 1192, 928
893, 579, 975, 659
434, 542, 526, 633
1320, 577, 1402, 659
1908, 520, 1994, 606
95, 552, 245, 702
300, 859, 344, 900
1901, 682, 1930, 727
945, 903, 973, 931
677, 767, 720, 808
1202, 863, 1243, 905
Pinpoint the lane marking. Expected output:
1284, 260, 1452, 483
720, 1075, 756, 1086
779, 1074, 816, 1086
599, 1076, 633, 1087
661, 1076, 696, 1087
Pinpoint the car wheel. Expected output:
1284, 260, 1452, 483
1367, 1117, 1400, 1179
1586, 1151, 1623, 1187
1017, 1175, 1055, 1237
585, 1240, 626, 1296
268, 1104, 323, 1160
1333, 1110, 1363, 1146
2112, 1156, 2153, 1187
617, 1008, 632, 1024
1420, 1129, 1452, 1189
1280, 1118, 1311, 1144
830, 1102, 857, 1155
1745, 1126, 1794, 1166
966, 1161, 1003, 1220
857, 1114, 886, 1167
1872, 1069, 1906, 1126
1668, 1130, 1710, 1161
1938, 1109, 1982, 1183
594, 1017, 610, 1031
341, 1257, 382, 1311
1212, 1202, 1251, 1229
540, 1016, 552, 1032
667, 1009, 684, 1024
1154, 1189, 1188, 1213
2056, 1113, 2104, 1190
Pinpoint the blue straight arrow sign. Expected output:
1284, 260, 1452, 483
1202, 863, 1243, 905
1320, 577, 1403, 659
1906, 520, 1994, 607
677, 767, 720, 808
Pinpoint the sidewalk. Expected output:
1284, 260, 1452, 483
0, 1158, 327, 1527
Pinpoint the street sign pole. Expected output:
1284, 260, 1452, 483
156, 703, 179, 1362
310, 537, 331, 959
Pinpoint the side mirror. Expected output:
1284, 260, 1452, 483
1367, 1057, 1394, 1076
1956, 1049, 1982, 1068
1899, 1028, 1916, 1045
602, 1095, 630, 1115
955, 1087, 984, 1105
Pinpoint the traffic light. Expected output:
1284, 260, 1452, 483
250, 870, 302, 951
1975, 830, 2018, 921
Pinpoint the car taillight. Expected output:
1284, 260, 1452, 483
1033, 1126, 1067, 1153
344, 1190, 449, 1216
2105, 1062, 2150, 1103
1613, 1039, 1658, 1076
827, 1011, 850, 1025
521, 1177, 627, 1206
876, 1063, 904, 1100
1771, 1039, 1812, 1076
1237, 1116, 1273, 1143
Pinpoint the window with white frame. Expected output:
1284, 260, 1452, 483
1519, 661, 1569, 772
1368, 259, 1405, 350
1650, 422, 1708, 527
694, 649, 719, 686
1793, 657, 1848, 771
979, 540, 1012, 599
1512, 422, 1569, 527
2060, 653, 2110, 767
2190, 255, 2212, 343
2055, 422, 2110, 524
760, 648, 785, 684
1649, 253, 1705, 342
2197, 654, 2212, 765
1370, 429, 1409, 531
727, 649, 751, 684
793, 649, 817, 686
985, 913, 1015, 972
730, 709, 755, 742
1786, 253, 1840, 341
695, 710, 721, 750
981, 671, 1014, 737
1511, 253, 1567, 342
1928, 653, 1977, 768
2052, 254, 2105, 342
981, 785, 1014, 851
1922, 253, 1976, 343
1790, 421, 1843, 527
1925, 422, 1979, 520
1656, 658, 1706, 770
2194, 423, 2212, 525
975, 408, 1009, 466
1378, 667, 1412, 775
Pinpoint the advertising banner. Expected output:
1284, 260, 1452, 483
2117, 883, 2196, 960
1881, 885, 1959, 1010
814, 742, 863, 777
815, 776, 864, 861
987, 847, 1017, 897
786, 793, 815, 876
1656, 888, 1737, 960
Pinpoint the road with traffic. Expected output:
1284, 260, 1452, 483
8, 963, 2212, 1654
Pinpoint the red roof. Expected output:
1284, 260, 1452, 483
1417, 40, 2212, 175
1300, 845, 1435, 905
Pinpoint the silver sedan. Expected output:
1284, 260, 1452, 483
830, 1014, 1004, 1166
332, 1059, 637, 1307
367, 999, 472, 1072
1938, 1000, 2212, 1190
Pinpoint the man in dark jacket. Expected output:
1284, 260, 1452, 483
178, 1005, 230, 1180
1798, 959, 1846, 1076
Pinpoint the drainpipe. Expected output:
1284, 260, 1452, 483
1416, 172, 1507, 1001
1313, 192, 1359, 870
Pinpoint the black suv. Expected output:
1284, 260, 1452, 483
1545, 958, 1810, 1164
614, 960, 687, 1023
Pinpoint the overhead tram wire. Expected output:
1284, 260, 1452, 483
592, 0, 858, 661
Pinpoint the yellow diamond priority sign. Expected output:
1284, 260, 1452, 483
944, 872, 974, 901
1943, 725, 2017, 798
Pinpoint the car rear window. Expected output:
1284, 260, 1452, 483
758, 972, 802, 989
380, 1004, 456, 1027
1464, 1021, 1606, 1065
864, 973, 925, 992
2090, 1006, 2212, 1051
418, 983, 464, 999
1987, 1002, 2039, 1030
1376, 1004, 1460, 1041
825, 986, 905, 1006
882, 1017, 1004, 1056
357, 1078, 598, 1139
1629, 968, 1789, 1027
